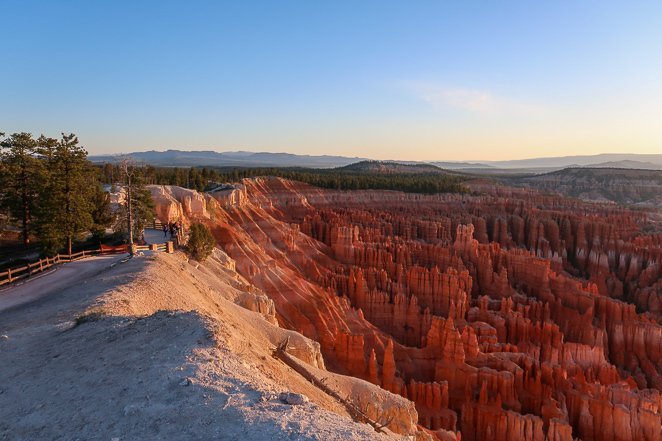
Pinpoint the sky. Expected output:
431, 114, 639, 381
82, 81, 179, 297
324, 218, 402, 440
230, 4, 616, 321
1, 1, 661, 161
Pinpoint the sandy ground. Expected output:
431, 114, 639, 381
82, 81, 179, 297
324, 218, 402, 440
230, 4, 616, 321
0, 250, 416, 441
0, 225, 164, 313
0, 255, 126, 313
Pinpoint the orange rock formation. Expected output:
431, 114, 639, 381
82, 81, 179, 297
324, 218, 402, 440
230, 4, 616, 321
150, 178, 661, 441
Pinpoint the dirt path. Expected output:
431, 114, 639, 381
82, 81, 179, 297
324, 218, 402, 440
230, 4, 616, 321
0, 255, 126, 314
0, 253, 406, 441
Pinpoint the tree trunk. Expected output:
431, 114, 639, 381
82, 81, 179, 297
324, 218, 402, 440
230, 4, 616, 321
21, 176, 29, 247
127, 175, 133, 255
21, 209, 29, 246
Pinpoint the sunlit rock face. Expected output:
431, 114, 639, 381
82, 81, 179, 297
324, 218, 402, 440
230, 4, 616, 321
151, 178, 661, 441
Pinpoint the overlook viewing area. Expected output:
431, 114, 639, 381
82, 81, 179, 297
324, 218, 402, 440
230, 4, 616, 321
0, 220, 181, 291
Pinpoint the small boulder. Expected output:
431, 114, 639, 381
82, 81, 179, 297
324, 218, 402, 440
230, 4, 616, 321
123, 403, 141, 416
278, 392, 308, 405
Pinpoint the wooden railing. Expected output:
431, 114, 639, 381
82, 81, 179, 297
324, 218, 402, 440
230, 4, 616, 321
0, 249, 102, 287
1, 238, 174, 288
150, 219, 165, 229
133, 242, 170, 253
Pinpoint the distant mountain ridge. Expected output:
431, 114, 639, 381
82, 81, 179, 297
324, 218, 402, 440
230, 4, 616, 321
483, 153, 662, 169
90, 150, 366, 168
583, 160, 662, 170
90, 149, 489, 169
90, 149, 662, 171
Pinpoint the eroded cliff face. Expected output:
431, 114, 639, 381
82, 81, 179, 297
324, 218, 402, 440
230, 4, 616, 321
150, 179, 661, 441
513, 167, 662, 207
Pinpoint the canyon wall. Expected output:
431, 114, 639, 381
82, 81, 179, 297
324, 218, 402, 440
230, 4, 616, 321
150, 178, 661, 441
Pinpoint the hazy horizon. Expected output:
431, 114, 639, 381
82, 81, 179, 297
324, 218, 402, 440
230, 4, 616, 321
2, 1, 661, 160
88, 147, 662, 165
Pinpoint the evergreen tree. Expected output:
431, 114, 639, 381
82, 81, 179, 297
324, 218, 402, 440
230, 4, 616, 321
100, 162, 115, 184
130, 184, 156, 240
0, 132, 44, 247
89, 184, 114, 243
36, 133, 95, 255
187, 223, 215, 261
32, 135, 61, 253
35, 135, 58, 163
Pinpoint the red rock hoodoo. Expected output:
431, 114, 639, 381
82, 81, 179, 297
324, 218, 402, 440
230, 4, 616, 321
151, 178, 661, 441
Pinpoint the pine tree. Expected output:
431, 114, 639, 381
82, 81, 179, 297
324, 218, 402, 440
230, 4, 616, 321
0, 132, 44, 247
89, 184, 114, 243
36, 135, 58, 163
36, 133, 94, 255
32, 135, 60, 253
130, 183, 156, 241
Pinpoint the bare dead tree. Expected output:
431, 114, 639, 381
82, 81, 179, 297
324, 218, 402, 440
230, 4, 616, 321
273, 338, 392, 433
118, 157, 136, 254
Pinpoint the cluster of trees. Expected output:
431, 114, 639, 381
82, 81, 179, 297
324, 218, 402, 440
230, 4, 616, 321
0, 132, 154, 256
261, 168, 469, 194
98, 163, 212, 191
97, 165, 468, 194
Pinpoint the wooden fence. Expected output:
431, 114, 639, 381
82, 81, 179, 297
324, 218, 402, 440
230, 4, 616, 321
0, 249, 102, 287
1, 240, 174, 288
132, 242, 171, 253
0, 220, 178, 289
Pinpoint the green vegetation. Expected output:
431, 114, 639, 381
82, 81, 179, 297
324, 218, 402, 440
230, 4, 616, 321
74, 308, 107, 327
90, 185, 114, 243
35, 134, 96, 255
97, 163, 469, 194
0, 131, 154, 257
0, 132, 44, 247
187, 223, 215, 261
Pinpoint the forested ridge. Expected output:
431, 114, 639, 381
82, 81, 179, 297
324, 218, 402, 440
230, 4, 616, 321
97, 163, 469, 194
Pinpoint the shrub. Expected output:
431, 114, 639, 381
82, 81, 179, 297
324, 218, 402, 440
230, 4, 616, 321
74, 308, 107, 327
187, 223, 216, 261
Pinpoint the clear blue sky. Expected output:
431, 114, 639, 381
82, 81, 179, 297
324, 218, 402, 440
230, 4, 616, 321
1, 1, 661, 160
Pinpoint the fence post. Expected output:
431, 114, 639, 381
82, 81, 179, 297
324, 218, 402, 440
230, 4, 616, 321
27, 262, 32, 275
39, 259, 43, 272
7, 268, 12, 283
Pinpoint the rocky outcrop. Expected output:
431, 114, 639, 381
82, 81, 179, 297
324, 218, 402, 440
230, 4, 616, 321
151, 177, 661, 441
